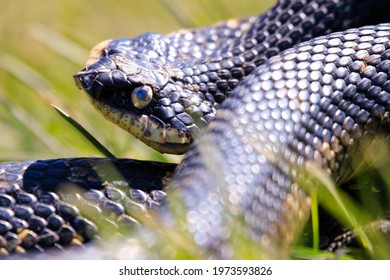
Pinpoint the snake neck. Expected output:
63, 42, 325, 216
174, 0, 390, 100
169, 23, 390, 256
165, 0, 379, 63
74, 0, 390, 155
171, 0, 347, 102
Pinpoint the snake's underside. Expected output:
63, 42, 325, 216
2, 0, 390, 259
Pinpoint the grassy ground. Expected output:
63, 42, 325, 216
1, 0, 390, 259
0, 0, 273, 163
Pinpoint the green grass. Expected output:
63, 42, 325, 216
0, 0, 272, 162
1, 0, 390, 259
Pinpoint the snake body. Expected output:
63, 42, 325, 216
1, 0, 390, 258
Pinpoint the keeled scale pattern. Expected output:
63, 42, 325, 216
0, 158, 174, 255
171, 24, 390, 258
89, 0, 388, 153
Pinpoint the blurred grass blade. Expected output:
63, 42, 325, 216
306, 162, 371, 251
0, 54, 53, 102
290, 246, 354, 260
0, 91, 73, 156
159, 0, 194, 27
310, 190, 319, 251
197, 0, 232, 21
53, 105, 116, 158
30, 23, 88, 65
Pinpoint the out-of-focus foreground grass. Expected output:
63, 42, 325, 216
0, 0, 273, 162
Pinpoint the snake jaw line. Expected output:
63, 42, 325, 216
87, 96, 191, 154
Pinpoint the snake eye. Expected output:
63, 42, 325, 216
131, 85, 153, 109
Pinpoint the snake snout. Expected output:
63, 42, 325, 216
74, 55, 131, 102
73, 70, 107, 101
73, 71, 95, 96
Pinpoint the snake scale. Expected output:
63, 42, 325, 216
1, 0, 390, 259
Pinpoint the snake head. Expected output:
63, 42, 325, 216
74, 36, 212, 154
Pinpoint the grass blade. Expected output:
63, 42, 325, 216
52, 105, 116, 158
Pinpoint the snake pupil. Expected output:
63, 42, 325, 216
131, 85, 153, 109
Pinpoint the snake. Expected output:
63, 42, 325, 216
1, 0, 390, 258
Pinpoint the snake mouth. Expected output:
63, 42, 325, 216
90, 100, 192, 154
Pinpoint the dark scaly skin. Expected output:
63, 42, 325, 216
326, 220, 390, 252
75, 0, 390, 154
1, 0, 390, 257
0, 158, 175, 255
169, 24, 390, 257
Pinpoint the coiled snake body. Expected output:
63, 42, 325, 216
2, 0, 390, 258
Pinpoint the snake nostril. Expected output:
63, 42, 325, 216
74, 72, 96, 93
